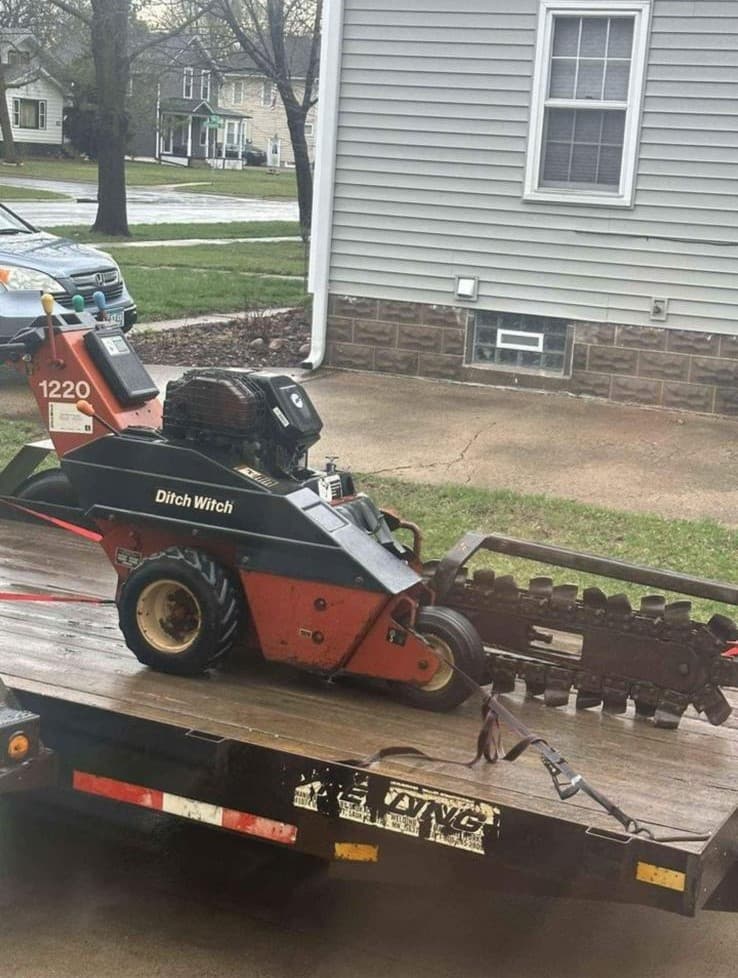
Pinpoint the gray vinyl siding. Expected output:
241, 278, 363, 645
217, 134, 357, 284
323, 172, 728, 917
329, 0, 738, 334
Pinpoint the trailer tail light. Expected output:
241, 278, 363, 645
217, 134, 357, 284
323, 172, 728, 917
7, 732, 30, 762
73, 771, 298, 845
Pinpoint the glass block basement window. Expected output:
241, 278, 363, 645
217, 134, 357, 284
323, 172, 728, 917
471, 312, 570, 374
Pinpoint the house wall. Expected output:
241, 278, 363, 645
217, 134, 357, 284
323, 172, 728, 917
1, 74, 64, 146
220, 74, 317, 163
321, 0, 738, 415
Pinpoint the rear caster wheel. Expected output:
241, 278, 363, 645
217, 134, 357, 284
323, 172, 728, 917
118, 547, 241, 676
392, 606, 485, 712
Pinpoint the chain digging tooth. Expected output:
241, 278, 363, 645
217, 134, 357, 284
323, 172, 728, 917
576, 691, 603, 710
582, 587, 607, 612
489, 657, 517, 694
707, 613, 738, 645
602, 677, 629, 714
664, 601, 692, 627
640, 595, 666, 619
606, 594, 631, 619
654, 691, 689, 729
632, 682, 659, 719
493, 575, 519, 600
524, 664, 547, 698
472, 568, 496, 589
543, 667, 573, 707
529, 577, 553, 600
551, 584, 578, 611
693, 685, 732, 726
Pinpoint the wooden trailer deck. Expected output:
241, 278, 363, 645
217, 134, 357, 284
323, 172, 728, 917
1, 522, 737, 913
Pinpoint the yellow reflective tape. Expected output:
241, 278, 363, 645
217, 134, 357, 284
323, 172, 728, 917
635, 861, 686, 892
334, 842, 379, 863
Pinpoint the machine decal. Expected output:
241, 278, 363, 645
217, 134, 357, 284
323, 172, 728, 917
39, 379, 91, 400
294, 771, 501, 854
48, 401, 93, 434
115, 547, 142, 569
236, 465, 278, 489
154, 488, 235, 515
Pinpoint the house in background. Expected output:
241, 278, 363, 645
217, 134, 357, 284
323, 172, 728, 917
129, 34, 251, 168
309, 1, 738, 417
218, 38, 318, 168
0, 30, 66, 155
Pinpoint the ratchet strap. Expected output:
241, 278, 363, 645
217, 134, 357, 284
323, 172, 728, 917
344, 670, 711, 844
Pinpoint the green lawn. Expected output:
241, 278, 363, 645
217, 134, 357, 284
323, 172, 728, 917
46, 220, 301, 243
123, 266, 307, 320
360, 475, 738, 623
115, 240, 307, 320
0, 159, 297, 199
0, 183, 68, 201
0, 414, 735, 623
111, 240, 306, 277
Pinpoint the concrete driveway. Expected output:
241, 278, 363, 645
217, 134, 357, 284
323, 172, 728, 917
2, 177, 298, 226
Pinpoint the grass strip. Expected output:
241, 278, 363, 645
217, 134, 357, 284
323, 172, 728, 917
45, 220, 301, 243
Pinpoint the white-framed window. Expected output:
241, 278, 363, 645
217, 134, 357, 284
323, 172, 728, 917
199, 124, 208, 148
226, 120, 238, 145
200, 69, 210, 101
261, 80, 277, 107
304, 121, 314, 137
232, 79, 244, 103
12, 98, 46, 130
183, 67, 193, 99
524, 1, 651, 207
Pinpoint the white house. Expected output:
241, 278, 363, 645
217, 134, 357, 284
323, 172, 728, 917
308, 1, 738, 417
0, 31, 65, 153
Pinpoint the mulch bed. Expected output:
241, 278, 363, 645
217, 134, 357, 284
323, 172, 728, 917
131, 309, 311, 368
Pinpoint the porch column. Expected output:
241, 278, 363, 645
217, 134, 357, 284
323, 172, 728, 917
186, 117, 192, 159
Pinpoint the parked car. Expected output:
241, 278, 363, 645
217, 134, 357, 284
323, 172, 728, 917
242, 142, 267, 166
0, 203, 136, 339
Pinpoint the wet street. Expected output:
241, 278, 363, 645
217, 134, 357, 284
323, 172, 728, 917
5, 178, 298, 227
0, 795, 736, 978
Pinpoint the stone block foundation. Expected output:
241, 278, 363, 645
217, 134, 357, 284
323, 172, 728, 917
324, 294, 738, 416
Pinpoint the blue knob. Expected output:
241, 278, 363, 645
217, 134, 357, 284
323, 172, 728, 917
92, 290, 106, 313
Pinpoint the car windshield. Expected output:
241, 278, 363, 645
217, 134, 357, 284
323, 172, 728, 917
0, 204, 35, 235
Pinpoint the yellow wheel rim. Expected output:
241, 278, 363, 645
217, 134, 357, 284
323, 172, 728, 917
136, 579, 202, 655
422, 634, 455, 692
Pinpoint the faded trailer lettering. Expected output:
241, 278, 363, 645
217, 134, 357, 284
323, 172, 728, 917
294, 773, 501, 855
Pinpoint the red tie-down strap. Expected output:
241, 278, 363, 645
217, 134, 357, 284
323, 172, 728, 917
0, 592, 114, 604
0, 498, 102, 542
723, 646, 738, 658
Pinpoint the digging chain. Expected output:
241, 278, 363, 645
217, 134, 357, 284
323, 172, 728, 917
438, 569, 738, 729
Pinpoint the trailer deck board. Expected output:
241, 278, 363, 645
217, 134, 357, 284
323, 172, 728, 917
1, 523, 738, 851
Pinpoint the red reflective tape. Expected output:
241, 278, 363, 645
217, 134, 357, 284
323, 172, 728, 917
73, 771, 298, 845
73, 771, 164, 811
723, 645, 738, 659
0, 499, 101, 542
0, 592, 113, 604
222, 808, 298, 844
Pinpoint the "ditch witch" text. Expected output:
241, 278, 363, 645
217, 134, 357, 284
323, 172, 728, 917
154, 489, 234, 515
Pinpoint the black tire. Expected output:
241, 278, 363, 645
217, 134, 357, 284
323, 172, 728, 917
118, 547, 241, 676
3, 468, 78, 522
15, 468, 77, 506
393, 606, 485, 712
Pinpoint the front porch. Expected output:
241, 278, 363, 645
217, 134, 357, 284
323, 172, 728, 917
158, 99, 250, 169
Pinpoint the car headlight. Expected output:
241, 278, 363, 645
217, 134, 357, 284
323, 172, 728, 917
0, 266, 65, 292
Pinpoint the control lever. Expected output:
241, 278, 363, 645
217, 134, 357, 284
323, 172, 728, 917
41, 292, 64, 367
76, 400, 119, 436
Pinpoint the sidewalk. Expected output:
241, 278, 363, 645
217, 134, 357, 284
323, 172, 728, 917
4, 364, 738, 525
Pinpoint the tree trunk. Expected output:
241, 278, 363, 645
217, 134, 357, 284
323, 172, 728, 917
0, 65, 19, 164
283, 96, 313, 241
89, 0, 130, 236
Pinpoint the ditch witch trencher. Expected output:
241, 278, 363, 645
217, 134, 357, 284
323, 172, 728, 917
1, 294, 738, 732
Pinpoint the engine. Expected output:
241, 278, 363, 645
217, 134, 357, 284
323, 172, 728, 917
162, 369, 324, 480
